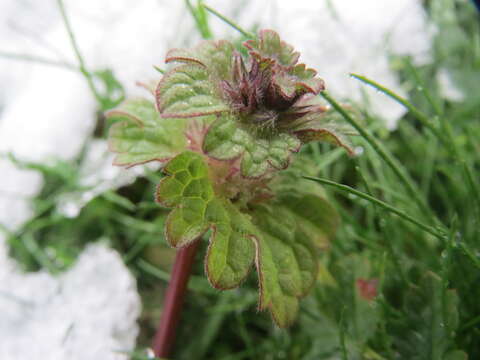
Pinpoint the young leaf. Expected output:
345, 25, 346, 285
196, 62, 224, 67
154, 29, 353, 180
165, 40, 235, 81
291, 104, 357, 155
244, 29, 300, 68
155, 64, 229, 118
202, 114, 301, 178
106, 98, 188, 167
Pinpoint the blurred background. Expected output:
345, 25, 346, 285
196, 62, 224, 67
0, 0, 479, 359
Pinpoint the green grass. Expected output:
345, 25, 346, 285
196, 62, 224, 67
2, 0, 479, 359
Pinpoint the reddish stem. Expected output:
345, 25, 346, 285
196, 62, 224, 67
152, 241, 199, 358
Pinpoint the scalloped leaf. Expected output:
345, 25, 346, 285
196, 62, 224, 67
155, 151, 255, 289
155, 151, 339, 326
248, 163, 339, 327
290, 63, 325, 93
106, 98, 188, 167
292, 108, 357, 155
270, 71, 325, 105
155, 64, 229, 118
244, 29, 299, 68
202, 114, 301, 178
165, 40, 235, 81
251, 205, 319, 327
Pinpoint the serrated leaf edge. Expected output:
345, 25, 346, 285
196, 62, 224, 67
203, 119, 302, 179
251, 230, 319, 328
106, 110, 174, 168
204, 227, 255, 290
155, 64, 229, 119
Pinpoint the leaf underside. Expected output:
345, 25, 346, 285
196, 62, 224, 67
155, 64, 229, 118
106, 98, 188, 167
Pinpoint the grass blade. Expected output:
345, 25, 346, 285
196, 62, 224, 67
202, 3, 255, 38
320, 91, 431, 217
303, 175, 443, 239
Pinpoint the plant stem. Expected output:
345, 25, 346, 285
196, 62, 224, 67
152, 241, 199, 358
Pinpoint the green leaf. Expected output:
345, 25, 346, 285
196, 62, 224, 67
333, 254, 381, 343
290, 63, 325, 93
106, 98, 188, 167
203, 114, 301, 178
156, 40, 236, 119
247, 163, 339, 327
155, 151, 255, 289
444, 351, 468, 360
251, 205, 318, 327
155, 64, 230, 118
155, 151, 339, 326
165, 40, 235, 81
244, 29, 300, 68
271, 64, 325, 101
299, 253, 382, 359
292, 108, 356, 155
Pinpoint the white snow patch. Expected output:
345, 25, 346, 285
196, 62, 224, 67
0, 239, 141, 360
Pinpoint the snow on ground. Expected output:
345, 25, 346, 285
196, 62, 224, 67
0, 0, 437, 357
0, 238, 141, 360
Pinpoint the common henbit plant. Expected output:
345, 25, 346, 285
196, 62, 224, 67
107, 29, 353, 355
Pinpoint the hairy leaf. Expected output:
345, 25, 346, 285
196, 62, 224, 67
247, 162, 339, 327
244, 29, 300, 68
156, 64, 229, 118
292, 108, 356, 155
272, 65, 325, 101
155, 151, 339, 326
203, 114, 301, 178
106, 98, 187, 167
155, 151, 255, 289
251, 205, 318, 327
166, 40, 235, 81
